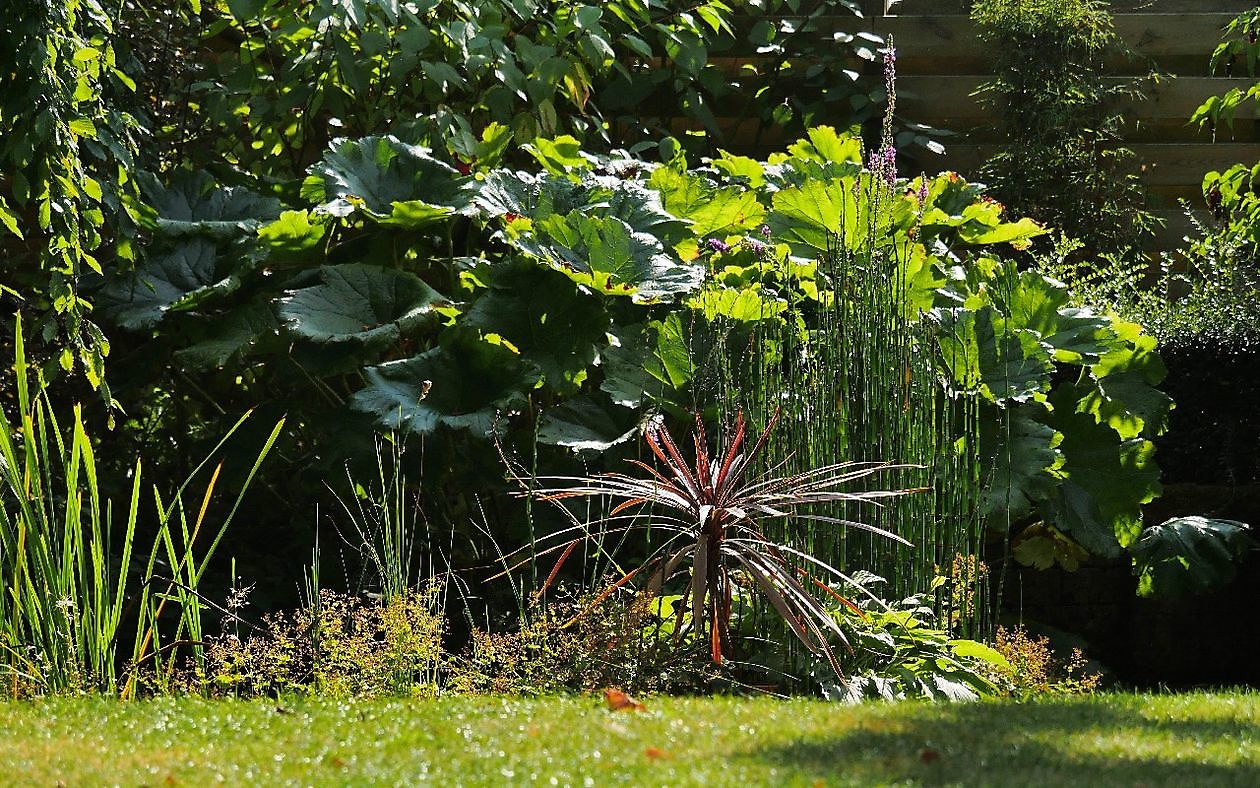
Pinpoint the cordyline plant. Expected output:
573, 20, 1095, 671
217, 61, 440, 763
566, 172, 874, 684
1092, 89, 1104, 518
501, 409, 921, 677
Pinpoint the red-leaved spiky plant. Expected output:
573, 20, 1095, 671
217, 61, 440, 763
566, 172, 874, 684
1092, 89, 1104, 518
501, 408, 920, 677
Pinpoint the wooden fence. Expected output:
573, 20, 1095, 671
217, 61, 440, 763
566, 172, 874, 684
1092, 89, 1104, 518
870, 0, 1260, 247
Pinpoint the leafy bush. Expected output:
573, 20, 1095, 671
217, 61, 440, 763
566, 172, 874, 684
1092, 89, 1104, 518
206, 586, 445, 698
820, 574, 1011, 703
971, 0, 1160, 263
993, 625, 1101, 697
136, 0, 889, 180
0, 0, 143, 391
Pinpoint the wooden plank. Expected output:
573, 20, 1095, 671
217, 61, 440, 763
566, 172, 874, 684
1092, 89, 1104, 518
937, 142, 1259, 185
894, 75, 1259, 125
889, 0, 1255, 15
870, 14, 1238, 63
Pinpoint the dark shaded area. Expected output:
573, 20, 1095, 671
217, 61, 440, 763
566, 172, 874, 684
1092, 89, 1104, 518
746, 700, 1260, 787
1002, 339, 1260, 688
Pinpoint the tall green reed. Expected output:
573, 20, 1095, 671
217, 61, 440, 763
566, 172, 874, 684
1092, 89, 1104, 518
0, 317, 283, 697
710, 227, 989, 639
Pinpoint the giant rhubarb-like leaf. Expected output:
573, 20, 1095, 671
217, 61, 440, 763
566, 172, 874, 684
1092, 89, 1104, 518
277, 263, 444, 348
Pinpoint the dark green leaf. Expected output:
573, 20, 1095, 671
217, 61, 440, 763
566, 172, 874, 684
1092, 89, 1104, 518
515, 213, 704, 300
462, 264, 608, 394
303, 136, 471, 221
141, 170, 281, 238
982, 409, 1063, 520
1133, 517, 1254, 597
351, 332, 539, 436
97, 239, 241, 329
277, 263, 444, 348
537, 396, 642, 452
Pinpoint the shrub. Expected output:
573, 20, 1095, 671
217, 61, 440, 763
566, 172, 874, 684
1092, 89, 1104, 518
971, 0, 1160, 263
993, 625, 1101, 697
206, 585, 445, 699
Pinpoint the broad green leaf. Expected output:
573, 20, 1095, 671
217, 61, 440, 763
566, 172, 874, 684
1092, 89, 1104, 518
278, 263, 444, 348
957, 216, 1046, 248
1011, 523, 1089, 571
982, 409, 1063, 520
175, 300, 280, 368
515, 213, 704, 301
257, 210, 327, 257
711, 152, 766, 187
600, 324, 659, 408
687, 286, 786, 323
303, 136, 471, 220
97, 239, 241, 329
686, 188, 765, 238
949, 639, 1011, 672
351, 332, 539, 436
1078, 318, 1172, 440
1043, 383, 1162, 555
932, 306, 1053, 404
462, 264, 609, 394
141, 170, 281, 238
769, 179, 849, 253
537, 396, 642, 452
988, 268, 1113, 364
475, 169, 594, 220
646, 311, 705, 389
1133, 517, 1254, 597
786, 126, 863, 165
523, 135, 587, 175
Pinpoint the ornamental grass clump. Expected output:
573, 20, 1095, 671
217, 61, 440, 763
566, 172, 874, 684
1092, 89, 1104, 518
507, 409, 921, 677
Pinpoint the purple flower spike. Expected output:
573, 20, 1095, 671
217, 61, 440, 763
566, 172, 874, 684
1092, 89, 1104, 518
759, 224, 771, 238
706, 238, 731, 253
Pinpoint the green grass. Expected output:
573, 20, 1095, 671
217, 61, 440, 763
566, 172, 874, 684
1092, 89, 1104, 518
2, 693, 1259, 786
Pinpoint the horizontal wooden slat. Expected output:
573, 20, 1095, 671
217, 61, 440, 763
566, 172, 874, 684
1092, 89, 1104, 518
895, 75, 1259, 125
938, 142, 1259, 185
889, 0, 1256, 14
871, 13, 1239, 68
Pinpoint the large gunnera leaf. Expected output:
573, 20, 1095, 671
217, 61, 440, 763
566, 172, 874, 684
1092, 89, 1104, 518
982, 409, 1063, 520
513, 212, 703, 301
97, 239, 242, 329
476, 170, 685, 239
139, 170, 281, 238
302, 136, 472, 225
277, 263, 444, 348
351, 332, 539, 436
931, 306, 1053, 404
462, 264, 608, 393
1133, 517, 1254, 597
175, 300, 281, 369
537, 395, 642, 452
1078, 319, 1173, 441
1042, 383, 1161, 557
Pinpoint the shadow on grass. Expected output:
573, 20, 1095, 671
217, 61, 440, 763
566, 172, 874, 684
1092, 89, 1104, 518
743, 699, 1260, 786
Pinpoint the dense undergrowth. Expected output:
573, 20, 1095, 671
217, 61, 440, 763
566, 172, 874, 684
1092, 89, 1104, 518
1, 0, 1258, 705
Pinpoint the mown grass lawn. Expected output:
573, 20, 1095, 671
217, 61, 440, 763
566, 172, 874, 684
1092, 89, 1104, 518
2, 692, 1259, 786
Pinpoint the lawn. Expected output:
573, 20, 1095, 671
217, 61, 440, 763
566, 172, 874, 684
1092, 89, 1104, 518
2, 692, 1259, 786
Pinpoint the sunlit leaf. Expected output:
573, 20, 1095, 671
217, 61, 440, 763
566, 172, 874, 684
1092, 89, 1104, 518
1133, 517, 1254, 597
302, 136, 472, 222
